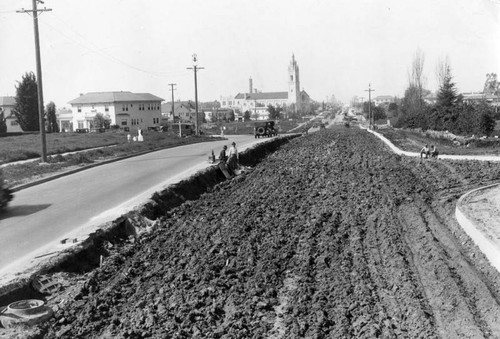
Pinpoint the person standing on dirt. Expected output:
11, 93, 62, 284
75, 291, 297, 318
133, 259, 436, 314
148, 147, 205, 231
420, 144, 430, 159
227, 141, 239, 171
219, 145, 228, 163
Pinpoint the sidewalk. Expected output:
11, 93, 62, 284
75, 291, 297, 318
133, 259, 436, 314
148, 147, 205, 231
365, 127, 500, 162
364, 126, 500, 273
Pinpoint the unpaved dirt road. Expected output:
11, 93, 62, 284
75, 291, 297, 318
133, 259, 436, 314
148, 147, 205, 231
30, 127, 500, 338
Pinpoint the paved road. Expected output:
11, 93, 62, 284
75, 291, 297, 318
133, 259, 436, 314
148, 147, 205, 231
0, 135, 269, 280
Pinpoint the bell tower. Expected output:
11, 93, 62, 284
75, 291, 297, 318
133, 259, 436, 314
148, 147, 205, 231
288, 54, 301, 111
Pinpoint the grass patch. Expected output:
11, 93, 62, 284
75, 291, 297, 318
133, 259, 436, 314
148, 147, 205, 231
377, 128, 500, 156
2, 131, 222, 187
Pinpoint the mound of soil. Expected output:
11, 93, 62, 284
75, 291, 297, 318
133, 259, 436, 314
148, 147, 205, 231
30, 127, 500, 338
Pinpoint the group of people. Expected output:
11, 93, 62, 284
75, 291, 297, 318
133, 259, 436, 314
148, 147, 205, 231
420, 144, 439, 159
219, 141, 240, 174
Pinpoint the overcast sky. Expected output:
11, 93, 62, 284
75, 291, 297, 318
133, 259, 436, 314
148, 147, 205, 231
0, 0, 499, 108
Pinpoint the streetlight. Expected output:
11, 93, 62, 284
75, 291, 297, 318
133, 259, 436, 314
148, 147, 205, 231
187, 54, 204, 135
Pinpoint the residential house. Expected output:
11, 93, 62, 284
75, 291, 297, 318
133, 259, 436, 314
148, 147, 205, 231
462, 92, 499, 107
68, 91, 164, 131
56, 107, 73, 132
373, 95, 394, 107
161, 101, 197, 123
0, 96, 22, 133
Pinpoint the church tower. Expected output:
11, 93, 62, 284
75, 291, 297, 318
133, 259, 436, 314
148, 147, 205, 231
288, 54, 301, 112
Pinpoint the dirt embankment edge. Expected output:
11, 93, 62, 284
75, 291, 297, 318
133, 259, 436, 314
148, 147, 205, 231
0, 135, 299, 307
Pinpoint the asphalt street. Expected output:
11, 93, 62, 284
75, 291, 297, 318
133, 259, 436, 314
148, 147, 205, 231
0, 135, 267, 281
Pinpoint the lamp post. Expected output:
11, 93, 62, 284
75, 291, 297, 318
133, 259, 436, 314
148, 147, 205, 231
187, 54, 204, 135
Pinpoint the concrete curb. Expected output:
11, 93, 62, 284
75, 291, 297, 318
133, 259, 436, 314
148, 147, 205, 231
363, 126, 500, 162
362, 125, 500, 273
455, 184, 500, 273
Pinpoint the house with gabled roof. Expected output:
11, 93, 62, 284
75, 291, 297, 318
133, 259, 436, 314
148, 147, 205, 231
161, 101, 197, 123
0, 96, 22, 133
68, 91, 164, 131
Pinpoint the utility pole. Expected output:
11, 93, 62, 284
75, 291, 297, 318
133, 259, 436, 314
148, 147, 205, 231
365, 84, 375, 128
169, 83, 179, 137
187, 54, 204, 136
17, 0, 51, 162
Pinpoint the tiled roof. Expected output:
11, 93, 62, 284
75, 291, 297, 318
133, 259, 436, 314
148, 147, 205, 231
234, 92, 288, 100
0, 96, 16, 106
68, 91, 164, 105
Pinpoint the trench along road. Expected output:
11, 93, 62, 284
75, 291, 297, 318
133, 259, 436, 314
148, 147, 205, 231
0, 135, 269, 284
34, 126, 500, 338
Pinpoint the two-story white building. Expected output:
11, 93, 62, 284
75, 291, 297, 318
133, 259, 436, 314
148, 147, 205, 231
68, 91, 164, 131
0, 96, 22, 133
372, 95, 395, 107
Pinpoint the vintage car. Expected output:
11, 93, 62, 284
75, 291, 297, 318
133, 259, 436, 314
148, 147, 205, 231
254, 120, 278, 138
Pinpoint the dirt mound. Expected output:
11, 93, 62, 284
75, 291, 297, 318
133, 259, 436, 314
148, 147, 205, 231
29, 127, 500, 338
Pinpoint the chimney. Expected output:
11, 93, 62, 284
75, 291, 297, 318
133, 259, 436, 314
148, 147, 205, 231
249, 77, 253, 95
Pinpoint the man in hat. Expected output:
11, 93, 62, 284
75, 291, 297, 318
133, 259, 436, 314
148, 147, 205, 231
227, 141, 239, 172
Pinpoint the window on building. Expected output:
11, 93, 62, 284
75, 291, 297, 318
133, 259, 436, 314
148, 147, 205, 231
77, 106, 82, 113
105, 105, 109, 112
78, 121, 84, 129
290, 75, 293, 81
121, 119, 128, 126
91, 105, 94, 109
10, 121, 18, 126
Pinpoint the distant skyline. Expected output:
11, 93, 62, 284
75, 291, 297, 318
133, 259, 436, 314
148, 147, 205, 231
0, 0, 499, 108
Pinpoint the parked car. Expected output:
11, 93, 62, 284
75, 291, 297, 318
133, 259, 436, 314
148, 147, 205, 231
254, 120, 278, 138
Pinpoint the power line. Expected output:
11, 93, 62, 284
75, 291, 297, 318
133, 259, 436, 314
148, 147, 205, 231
17, 0, 52, 162
45, 13, 188, 78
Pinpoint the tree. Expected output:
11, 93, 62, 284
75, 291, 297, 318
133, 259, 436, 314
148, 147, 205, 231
400, 49, 427, 125
483, 73, 500, 114
436, 64, 461, 109
0, 109, 7, 133
387, 102, 399, 118
93, 113, 110, 129
14, 72, 39, 131
267, 105, 281, 120
46, 101, 59, 133
243, 110, 251, 121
